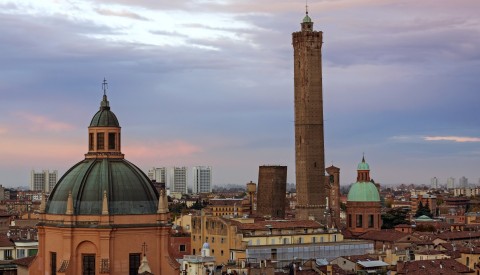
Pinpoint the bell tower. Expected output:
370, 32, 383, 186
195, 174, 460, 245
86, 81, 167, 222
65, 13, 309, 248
292, 9, 327, 222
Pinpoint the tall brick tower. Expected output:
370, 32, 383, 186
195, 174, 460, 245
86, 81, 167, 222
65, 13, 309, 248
292, 9, 326, 222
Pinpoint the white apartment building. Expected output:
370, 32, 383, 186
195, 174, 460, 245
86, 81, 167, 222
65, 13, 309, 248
30, 170, 58, 193
459, 176, 468, 188
447, 177, 455, 189
147, 167, 167, 183
192, 166, 212, 194
431, 177, 439, 189
169, 166, 188, 194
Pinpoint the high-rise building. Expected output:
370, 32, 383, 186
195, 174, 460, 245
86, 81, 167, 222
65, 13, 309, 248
256, 165, 287, 219
192, 166, 212, 194
148, 167, 167, 183
447, 177, 455, 189
169, 166, 188, 194
293, 10, 327, 222
459, 176, 468, 187
30, 170, 58, 192
431, 177, 439, 189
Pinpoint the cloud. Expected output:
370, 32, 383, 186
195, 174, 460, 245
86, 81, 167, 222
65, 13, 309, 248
14, 112, 75, 132
95, 8, 150, 21
424, 136, 480, 143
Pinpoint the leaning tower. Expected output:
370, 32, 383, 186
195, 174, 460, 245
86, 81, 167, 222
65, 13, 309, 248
292, 10, 327, 222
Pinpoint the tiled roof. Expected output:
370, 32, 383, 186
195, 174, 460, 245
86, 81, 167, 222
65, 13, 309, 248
358, 230, 410, 242
397, 259, 470, 274
0, 234, 14, 247
235, 220, 323, 230
436, 231, 480, 240
12, 256, 36, 267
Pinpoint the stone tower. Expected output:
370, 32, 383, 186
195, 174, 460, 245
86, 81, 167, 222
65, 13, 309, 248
292, 10, 326, 222
256, 166, 287, 219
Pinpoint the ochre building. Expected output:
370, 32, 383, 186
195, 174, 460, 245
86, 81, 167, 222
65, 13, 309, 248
29, 88, 177, 274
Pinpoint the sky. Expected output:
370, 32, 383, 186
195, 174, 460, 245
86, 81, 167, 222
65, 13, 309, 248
0, 0, 479, 188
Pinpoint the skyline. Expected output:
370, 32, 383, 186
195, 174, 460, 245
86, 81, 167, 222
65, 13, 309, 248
1, 0, 479, 187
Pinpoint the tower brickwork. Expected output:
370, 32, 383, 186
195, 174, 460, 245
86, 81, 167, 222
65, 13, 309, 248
293, 12, 327, 222
256, 165, 287, 219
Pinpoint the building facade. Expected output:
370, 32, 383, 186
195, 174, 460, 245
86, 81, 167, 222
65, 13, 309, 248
292, 10, 328, 223
431, 177, 439, 189
29, 88, 177, 274
192, 166, 212, 194
169, 166, 188, 194
147, 167, 167, 184
30, 170, 58, 193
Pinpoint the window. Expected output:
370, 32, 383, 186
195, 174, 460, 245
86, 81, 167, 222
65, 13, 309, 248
221, 250, 224, 256
97, 133, 104, 150
89, 133, 94, 150
29, 249, 38, 256
108, 133, 116, 150
83, 254, 95, 275
179, 245, 186, 252
312, 237, 316, 243
356, 214, 363, 228
368, 215, 374, 228
212, 237, 215, 243
193, 249, 196, 255
220, 238, 224, 244
271, 239, 276, 245
129, 253, 141, 275
348, 214, 352, 227
17, 249, 25, 258
4, 249, 12, 260
51, 252, 57, 275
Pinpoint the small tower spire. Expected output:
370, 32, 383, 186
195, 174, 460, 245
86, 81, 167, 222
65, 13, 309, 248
306, 0, 309, 16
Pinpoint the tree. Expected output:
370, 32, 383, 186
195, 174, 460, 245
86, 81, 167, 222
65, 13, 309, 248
382, 208, 409, 229
415, 201, 432, 218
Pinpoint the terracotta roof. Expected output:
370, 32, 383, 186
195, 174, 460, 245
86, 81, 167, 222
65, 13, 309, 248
12, 256, 36, 267
397, 259, 470, 274
0, 234, 14, 247
436, 231, 480, 240
340, 254, 377, 263
358, 230, 411, 242
317, 264, 348, 275
235, 220, 323, 230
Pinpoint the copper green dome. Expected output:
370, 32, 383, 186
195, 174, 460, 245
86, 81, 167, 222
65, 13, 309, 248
46, 158, 158, 215
90, 94, 120, 127
347, 181, 380, 202
357, 156, 370, 170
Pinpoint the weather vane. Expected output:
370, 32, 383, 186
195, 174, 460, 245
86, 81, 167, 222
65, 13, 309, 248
306, 0, 309, 15
102, 78, 108, 96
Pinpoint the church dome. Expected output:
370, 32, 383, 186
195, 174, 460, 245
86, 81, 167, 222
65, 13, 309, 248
46, 158, 158, 215
45, 83, 158, 215
357, 156, 370, 170
347, 181, 380, 202
89, 94, 119, 127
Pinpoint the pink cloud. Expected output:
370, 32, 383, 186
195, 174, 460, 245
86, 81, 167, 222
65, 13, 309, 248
123, 140, 203, 160
424, 136, 480, 143
15, 112, 75, 132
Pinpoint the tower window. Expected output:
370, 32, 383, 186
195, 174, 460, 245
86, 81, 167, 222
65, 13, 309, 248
108, 133, 116, 150
368, 215, 374, 228
97, 133, 104, 150
89, 133, 94, 151
356, 214, 363, 228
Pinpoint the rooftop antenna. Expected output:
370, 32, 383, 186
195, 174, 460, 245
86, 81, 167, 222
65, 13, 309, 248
102, 78, 108, 96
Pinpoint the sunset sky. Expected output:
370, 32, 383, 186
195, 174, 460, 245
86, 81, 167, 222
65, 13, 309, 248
0, 0, 479, 188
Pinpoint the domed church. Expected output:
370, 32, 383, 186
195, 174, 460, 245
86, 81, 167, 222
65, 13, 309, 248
29, 83, 177, 274
346, 156, 382, 234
